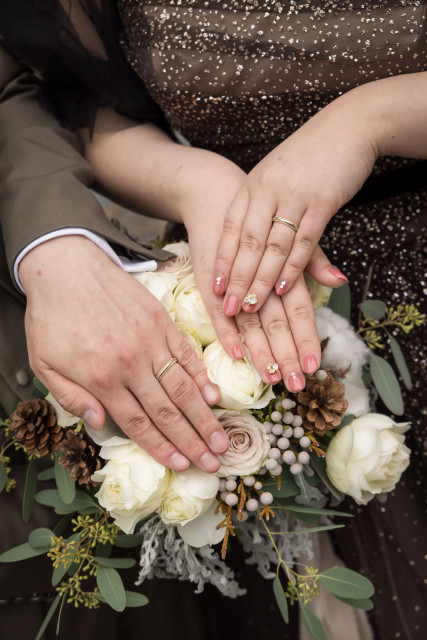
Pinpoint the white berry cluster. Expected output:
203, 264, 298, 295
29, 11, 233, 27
261, 396, 311, 476
219, 474, 273, 516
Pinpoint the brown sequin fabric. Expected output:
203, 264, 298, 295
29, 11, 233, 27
116, 2, 426, 638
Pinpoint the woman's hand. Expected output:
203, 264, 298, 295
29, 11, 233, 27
19, 236, 230, 473
213, 87, 380, 315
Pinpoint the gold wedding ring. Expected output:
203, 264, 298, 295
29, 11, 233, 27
155, 358, 178, 382
272, 217, 299, 233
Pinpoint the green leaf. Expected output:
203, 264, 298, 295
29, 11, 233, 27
35, 593, 61, 640
52, 562, 68, 587
360, 299, 386, 321
334, 595, 374, 611
53, 514, 73, 536
0, 542, 47, 563
361, 266, 373, 303
370, 353, 404, 415
96, 565, 126, 612
124, 591, 149, 608
23, 458, 37, 523
37, 466, 55, 481
35, 489, 97, 512
29, 528, 55, 550
328, 284, 351, 321
0, 462, 7, 492
298, 596, 328, 640
273, 576, 289, 623
94, 557, 136, 569
54, 453, 76, 504
307, 455, 344, 502
113, 534, 143, 549
33, 377, 49, 397
339, 414, 355, 428
280, 524, 345, 535
389, 335, 413, 390
319, 567, 374, 599
278, 504, 352, 518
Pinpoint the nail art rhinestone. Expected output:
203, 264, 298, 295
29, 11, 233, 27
243, 292, 258, 305
266, 362, 279, 375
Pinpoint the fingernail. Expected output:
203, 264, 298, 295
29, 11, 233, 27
266, 363, 281, 383
303, 355, 318, 374
276, 280, 288, 295
82, 409, 99, 429
328, 267, 348, 282
242, 302, 258, 313
203, 384, 220, 404
170, 452, 190, 470
224, 295, 239, 316
200, 451, 220, 473
210, 430, 229, 453
268, 372, 282, 384
231, 344, 244, 359
213, 274, 226, 296
286, 372, 305, 392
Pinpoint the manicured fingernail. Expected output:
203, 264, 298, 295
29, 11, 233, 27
242, 302, 258, 312
203, 384, 220, 404
328, 267, 348, 282
266, 363, 281, 383
82, 409, 99, 429
224, 295, 239, 316
210, 430, 229, 453
276, 280, 288, 295
170, 452, 190, 470
231, 344, 245, 359
200, 451, 220, 473
286, 372, 305, 392
213, 274, 226, 296
303, 355, 318, 374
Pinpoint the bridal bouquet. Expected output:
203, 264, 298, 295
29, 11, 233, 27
0, 242, 417, 640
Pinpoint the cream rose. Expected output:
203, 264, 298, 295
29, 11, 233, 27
173, 273, 216, 346
202, 341, 275, 410
133, 270, 177, 312
46, 392, 79, 428
303, 273, 331, 309
159, 465, 219, 526
91, 436, 170, 534
214, 410, 270, 476
157, 241, 193, 281
326, 413, 411, 505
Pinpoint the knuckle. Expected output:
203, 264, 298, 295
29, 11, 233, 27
266, 317, 291, 336
53, 391, 81, 415
295, 235, 317, 254
176, 340, 199, 370
290, 304, 314, 323
195, 411, 219, 435
156, 405, 182, 429
123, 414, 153, 441
266, 242, 289, 261
240, 233, 263, 255
88, 369, 114, 393
239, 315, 263, 333
222, 217, 241, 237
170, 377, 196, 405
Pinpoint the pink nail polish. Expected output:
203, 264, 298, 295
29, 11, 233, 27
276, 280, 288, 295
303, 355, 318, 374
242, 302, 258, 313
231, 344, 245, 359
287, 372, 305, 392
224, 295, 239, 316
213, 274, 226, 296
328, 267, 348, 282
268, 372, 282, 383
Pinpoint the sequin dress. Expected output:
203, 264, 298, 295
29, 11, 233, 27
115, 2, 427, 638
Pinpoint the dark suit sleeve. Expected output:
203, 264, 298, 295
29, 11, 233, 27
0, 44, 161, 288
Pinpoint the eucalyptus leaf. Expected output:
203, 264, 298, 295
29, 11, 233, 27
35, 489, 97, 512
334, 595, 374, 611
94, 557, 136, 569
309, 454, 344, 502
328, 284, 351, 320
0, 462, 7, 492
124, 591, 149, 608
0, 542, 47, 563
389, 335, 413, 390
37, 467, 55, 481
52, 563, 68, 587
339, 414, 355, 428
114, 534, 143, 549
370, 353, 404, 415
278, 504, 352, 518
280, 524, 345, 535
273, 576, 289, 623
319, 567, 374, 599
29, 528, 55, 550
298, 596, 328, 640
361, 266, 373, 303
96, 565, 126, 612
35, 593, 61, 640
54, 453, 76, 504
360, 299, 386, 320
95, 542, 112, 558
33, 377, 49, 397
23, 458, 37, 523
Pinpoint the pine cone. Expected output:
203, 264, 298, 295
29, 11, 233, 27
296, 372, 348, 436
59, 428, 102, 485
9, 398, 63, 456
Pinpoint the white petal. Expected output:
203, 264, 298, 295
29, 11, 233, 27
177, 501, 226, 547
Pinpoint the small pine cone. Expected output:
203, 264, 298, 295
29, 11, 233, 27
296, 372, 348, 436
59, 428, 102, 485
10, 398, 63, 456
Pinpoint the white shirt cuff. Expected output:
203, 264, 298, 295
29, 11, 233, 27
14, 228, 158, 293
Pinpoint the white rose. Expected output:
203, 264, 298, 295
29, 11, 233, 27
303, 273, 331, 309
315, 306, 370, 374
214, 410, 270, 476
326, 413, 411, 505
157, 241, 193, 281
177, 500, 226, 548
174, 273, 216, 346
133, 270, 177, 312
160, 465, 219, 526
202, 341, 275, 410
91, 436, 170, 534
46, 392, 79, 428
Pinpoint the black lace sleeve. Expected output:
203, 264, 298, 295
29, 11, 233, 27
0, 0, 168, 132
